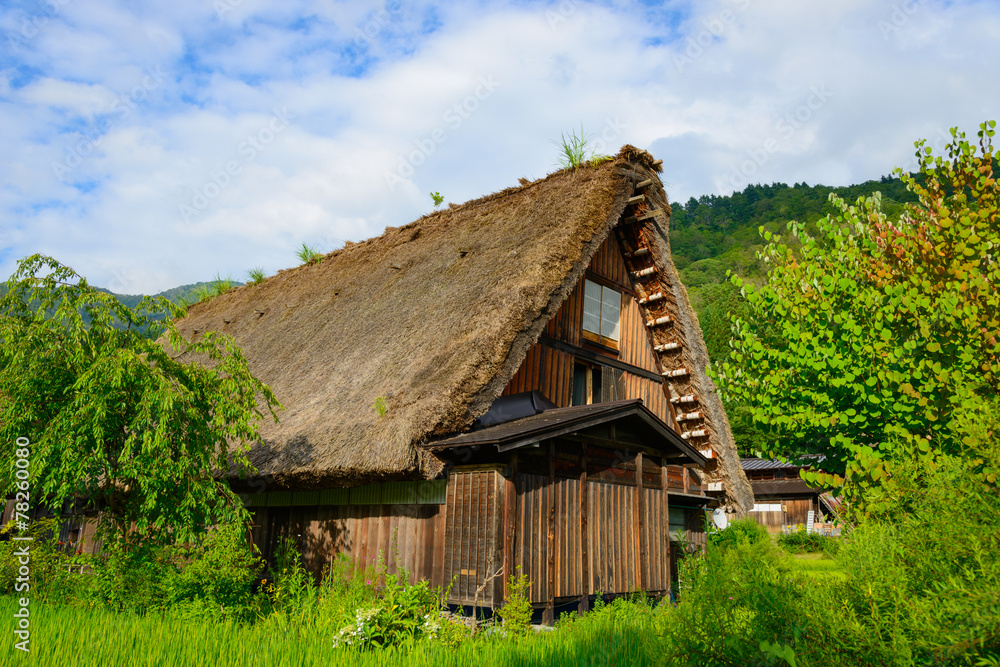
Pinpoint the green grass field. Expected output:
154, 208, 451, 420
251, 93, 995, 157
786, 553, 846, 582
0, 596, 661, 667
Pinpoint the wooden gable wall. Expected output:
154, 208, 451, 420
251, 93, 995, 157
501, 235, 672, 425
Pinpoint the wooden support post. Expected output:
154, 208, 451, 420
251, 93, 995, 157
636, 451, 645, 592
493, 472, 506, 608
544, 441, 556, 626
661, 459, 672, 601
505, 453, 518, 603
579, 444, 590, 616
502, 467, 515, 605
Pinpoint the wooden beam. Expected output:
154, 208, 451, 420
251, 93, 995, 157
502, 463, 515, 604
579, 444, 590, 616
562, 432, 690, 459
635, 451, 645, 592
661, 459, 672, 602
544, 441, 556, 625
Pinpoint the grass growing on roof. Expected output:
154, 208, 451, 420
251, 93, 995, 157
248, 267, 266, 285
296, 243, 324, 265
555, 125, 611, 169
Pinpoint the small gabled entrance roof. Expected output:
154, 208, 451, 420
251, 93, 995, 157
422, 398, 708, 466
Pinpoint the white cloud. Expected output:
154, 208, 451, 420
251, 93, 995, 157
1, 0, 998, 292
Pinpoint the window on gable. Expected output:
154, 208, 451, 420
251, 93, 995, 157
582, 279, 620, 347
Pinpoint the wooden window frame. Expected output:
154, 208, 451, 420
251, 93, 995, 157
581, 279, 621, 350
572, 362, 598, 405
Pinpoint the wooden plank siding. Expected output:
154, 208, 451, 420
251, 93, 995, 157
514, 446, 674, 605
501, 343, 575, 408
588, 481, 637, 595
249, 503, 446, 588
619, 295, 660, 374
502, 234, 671, 424
442, 469, 505, 607
750, 497, 817, 534
642, 486, 668, 592
587, 234, 631, 289
543, 276, 584, 346
555, 477, 584, 598
516, 473, 550, 603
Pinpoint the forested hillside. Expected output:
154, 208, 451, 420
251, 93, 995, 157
672, 176, 918, 358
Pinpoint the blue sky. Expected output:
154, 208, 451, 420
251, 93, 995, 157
1, 0, 998, 293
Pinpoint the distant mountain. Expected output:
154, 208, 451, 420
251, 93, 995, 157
104, 281, 241, 309
0, 279, 244, 340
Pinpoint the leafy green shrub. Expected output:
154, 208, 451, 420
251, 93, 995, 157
310, 553, 379, 631
820, 436, 1000, 663
89, 538, 169, 614
263, 535, 315, 621
660, 534, 804, 666
777, 525, 838, 554
707, 517, 770, 551
331, 573, 439, 650
0, 517, 92, 604
162, 525, 263, 621
85, 524, 264, 620
495, 566, 532, 637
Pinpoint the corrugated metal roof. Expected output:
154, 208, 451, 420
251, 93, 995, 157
740, 456, 825, 471
750, 478, 817, 496
819, 492, 844, 519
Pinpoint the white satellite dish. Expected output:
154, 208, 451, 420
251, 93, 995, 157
712, 508, 729, 530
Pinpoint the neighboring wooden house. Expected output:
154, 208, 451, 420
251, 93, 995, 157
741, 458, 840, 534
171, 146, 754, 619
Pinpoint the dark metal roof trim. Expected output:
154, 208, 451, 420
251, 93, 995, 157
423, 399, 708, 467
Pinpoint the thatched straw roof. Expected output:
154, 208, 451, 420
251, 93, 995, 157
172, 146, 751, 512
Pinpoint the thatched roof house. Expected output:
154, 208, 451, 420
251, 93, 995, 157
174, 145, 754, 619
175, 146, 751, 514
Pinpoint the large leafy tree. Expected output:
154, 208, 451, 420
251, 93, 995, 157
0, 255, 280, 547
716, 122, 998, 490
